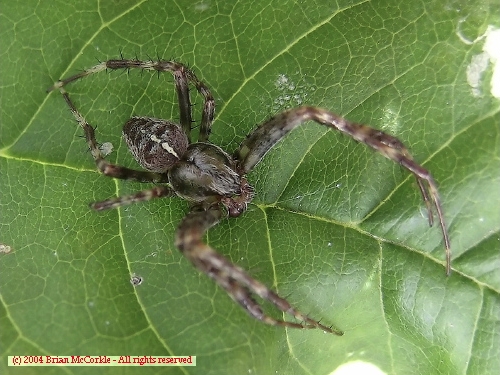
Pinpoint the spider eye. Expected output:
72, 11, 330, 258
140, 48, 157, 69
123, 116, 189, 173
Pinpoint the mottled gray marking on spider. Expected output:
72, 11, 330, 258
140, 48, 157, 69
47, 57, 452, 335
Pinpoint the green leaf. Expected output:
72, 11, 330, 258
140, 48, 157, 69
1, 1, 499, 374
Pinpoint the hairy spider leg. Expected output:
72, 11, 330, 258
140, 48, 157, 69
46, 59, 215, 209
235, 106, 451, 275
57, 88, 177, 210
175, 206, 344, 335
47, 59, 215, 143
58, 87, 170, 183
92, 185, 175, 211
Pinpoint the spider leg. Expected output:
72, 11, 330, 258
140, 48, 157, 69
91, 186, 175, 211
416, 178, 433, 227
175, 206, 343, 334
47, 59, 215, 143
58, 88, 169, 183
235, 106, 451, 275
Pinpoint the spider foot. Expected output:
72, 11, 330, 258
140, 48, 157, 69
231, 281, 343, 335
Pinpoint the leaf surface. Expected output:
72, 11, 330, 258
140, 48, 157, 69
1, 1, 499, 374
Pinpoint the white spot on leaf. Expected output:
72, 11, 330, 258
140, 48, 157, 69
130, 274, 143, 286
100, 142, 114, 156
272, 74, 314, 110
0, 243, 12, 254
330, 361, 386, 375
464, 26, 500, 98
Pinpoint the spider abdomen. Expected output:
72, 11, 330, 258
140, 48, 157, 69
169, 143, 243, 202
123, 116, 189, 173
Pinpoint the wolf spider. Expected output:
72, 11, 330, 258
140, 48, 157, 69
47, 58, 451, 335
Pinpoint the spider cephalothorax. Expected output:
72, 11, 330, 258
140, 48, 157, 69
47, 57, 451, 335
